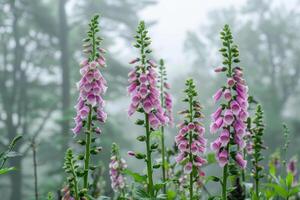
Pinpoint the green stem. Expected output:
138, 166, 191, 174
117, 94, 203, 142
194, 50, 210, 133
255, 177, 259, 198
70, 156, 80, 200
145, 114, 154, 197
222, 164, 228, 200
159, 66, 167, 193
83, 105, 92, 189
83, 20, 97, 190
188, 96, 193, 200
161, 126, 167, 194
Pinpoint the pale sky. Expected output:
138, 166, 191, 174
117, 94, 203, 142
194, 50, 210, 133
140, 0, 246, 79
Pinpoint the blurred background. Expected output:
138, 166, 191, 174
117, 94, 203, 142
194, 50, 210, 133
0, 0, 300, 199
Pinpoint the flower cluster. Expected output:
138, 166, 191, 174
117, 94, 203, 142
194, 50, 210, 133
109, 143, 127, 193
210, 25, 249, 169
72, 16, 107, 134
175, 79, 207, 178
127, 21, 167, 129
158, 59, 173, 125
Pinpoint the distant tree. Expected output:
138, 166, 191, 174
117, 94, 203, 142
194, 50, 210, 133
0, 0, 59, 199
1, 0, 157, 199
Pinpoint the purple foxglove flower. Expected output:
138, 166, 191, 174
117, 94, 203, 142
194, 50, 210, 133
72, 50, 107, 135
287, 158, 298, 176
230, 100, 241, 115
223, 110, 234, 125
211, 106, 223, 121
175, 152, 186, 163
129, 58, 140, 64
178, 140, 189, 152
238, 109, 248, 121
147, 59, 157, 67
210, 138, 222, 152
210, 117, 223, 134
213, 88, 223, 102
164, 82, 171, 89
127, 151, 135, 157
223, 89, 232, 101
217, 150, 229, 167
235, 153, 247, 169
210, 28, 250, 172
184, 162, 193, 174
195, 125, 205, 135
194, 156, 207, 167
214, 66, 227, 72
188, 122, 195, 130
110, 144, 127, 192
219, 129, 230, 146
175, 79, 207, 187
227, 78, 235, 87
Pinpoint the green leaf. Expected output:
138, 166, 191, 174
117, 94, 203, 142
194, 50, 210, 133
286, 172, 293, 188
265, 183, 288, 198
206, 176, 221, 182
289, 185, 300, 196
206, 152, 216, 164
150, 130, 162, 140
166, 190, 176, 200
0, 167, 15, 175
134, 187, 150, 199
123, 169, 147, 184
154, 182, 165, 192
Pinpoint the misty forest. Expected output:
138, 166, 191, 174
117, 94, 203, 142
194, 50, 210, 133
0, 0, 300, 200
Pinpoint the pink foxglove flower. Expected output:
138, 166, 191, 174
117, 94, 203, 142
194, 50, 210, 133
210, 25, 249, 170
174, 79, 206, 199
127, 57, 167, 130
109, 143, 127, 193
287, 157, 298, 184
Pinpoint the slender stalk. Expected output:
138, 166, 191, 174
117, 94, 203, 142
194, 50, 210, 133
83, 105, 92, 189
222, 26, 232, 200
188, 96, 193, 200
70, 161, 80, 200
222, 164, 228, 200
255, 176, 259, 198
145, 114, 154, 197
83, 20, 97, 189
32, 140, 38, 200
159, 64, 167, 193
161, 126, 166, 193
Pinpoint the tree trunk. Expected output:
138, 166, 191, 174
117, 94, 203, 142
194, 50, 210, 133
59, 0, 70, 147
9, 1, 23, 199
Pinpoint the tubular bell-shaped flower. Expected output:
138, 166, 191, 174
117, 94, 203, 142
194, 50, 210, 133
175, 79, 207, 200
210, 25, 249, 200
109, 143, 127, 196
127, 21, 167, 197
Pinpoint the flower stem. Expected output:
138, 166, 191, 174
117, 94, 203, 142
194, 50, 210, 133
222, 163, 228, 200
255, 176, 259, 198
145, 113, 154, 197
159, 66, 167, 193
83, 104, 92, 189
71, 162, 80, 200
83, 17, 97, 190
161, 126, 167, 193
188, 96, 193, 200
